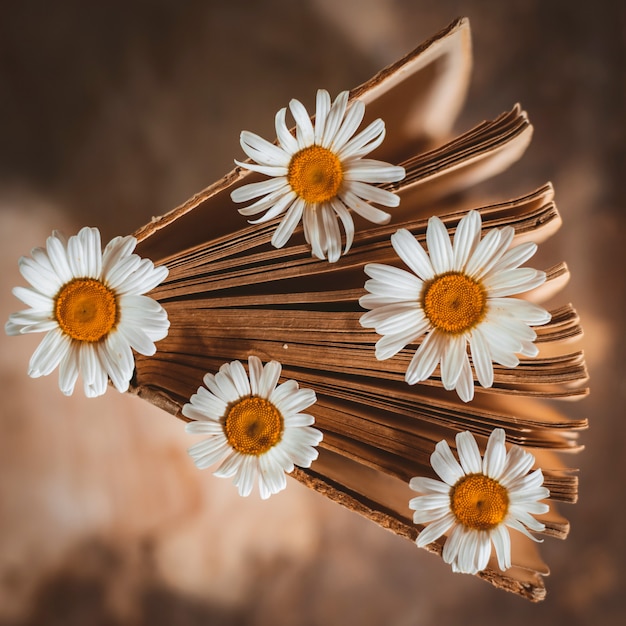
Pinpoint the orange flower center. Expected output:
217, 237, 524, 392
224, 396, 284, 455
54, 278, 118, 342
422, 272, 486, 334
287, 145, 343, 203
450, 474, 509, 530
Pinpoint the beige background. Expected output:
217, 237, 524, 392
0, 1, 623, 624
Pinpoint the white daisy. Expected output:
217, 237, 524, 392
5, 226, 169, 397
230, 89, 406, 262
359, 210, 551, 402
409, 428, 550, 574
183, 356, 323, 499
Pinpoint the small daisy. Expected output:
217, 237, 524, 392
409, 428, 550, 574
230, 89, 406, 262
5, 227, 169, 397
183, 356, 323, 499
359, 210, 551, 402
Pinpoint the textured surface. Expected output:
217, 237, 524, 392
0, 1, 623, 624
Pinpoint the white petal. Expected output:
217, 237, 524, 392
98, 333, 134, 393
431, 438, 464, 485
339, 189, 391, 224
101, 236, 136, 278
472, 226, 515, 280
234, 159, 288, 177
275, 107, 299, 153
480, 321, 524, 355
488, 297, 551, 325
104, 254, 141, 290
258, 360, 281, 398
452, 210, 482, 271
409, 476, 451, 495
28, 329, 70, 378
454, 355, 475, 403
289, 98, 315, 148
337, 118, 385, 159
58, 347, 79, 396
77, 226, 103, 278
12, 285, 54, 311
363, 263, 423, 294
426, 216, 454, 275
330, 99, 364, 151
19, 256, 62, 295
320, 203, 342, 263
247, 190, 297, 224
46, 234, 74, 283
259, 453, 288, 499
271, 197, 305, 248
185, 420, 224, 435
214, 365, 243, 404
484, 268, 546, 298
329, 198, 355, 254
272, 387, 316, 416
416, 513, 456, 548
321, 91, 349, 148
492, 241, 538, 273
313, 89, 331, 144
482, 429, 507, 479
213, 450, 244, 479
189, 439, 231, 470
491, 524, 512, 571
7, 309, 56, 333
373, 318, 430, 360
442, 524, 464, 566
303, 206, 324, 260
501, 446, 535, 485
248, 355, 263, 396
232, 177, 290, 204
115, 260, 168, 295
405, 331, 444, 385
343, 159, 405, 183
390, 229, 435, 281
117, 323, 156, 356
361, 302, 424, 334
347, 180, 400, 208
469, 327, 494, 388
456, 431, 482, 475
234, 455, 258, 497
464, 228, 502, 278
240, 130, 291, 166
440, 335, 467, 390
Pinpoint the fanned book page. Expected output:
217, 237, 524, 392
129, 18, 588, 601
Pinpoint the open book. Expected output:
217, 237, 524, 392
129, 18, 588, 601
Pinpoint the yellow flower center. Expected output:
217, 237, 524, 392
287, 145, 343, 203
224, 396, 284, 455
422, 272, 486, 334
54, 278, 118, 342
450, 474, 509, 531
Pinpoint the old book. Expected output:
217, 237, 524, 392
129, 18, 588, 601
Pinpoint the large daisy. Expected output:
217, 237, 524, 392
230, 89, 406, 262
5, 227, 169, 397
183, 356, 323, 499
409, 428, 550, 574
359, 210, 551, 401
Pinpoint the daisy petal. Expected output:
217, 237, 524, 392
426, 216, 454, 275
390, 229, 435, 281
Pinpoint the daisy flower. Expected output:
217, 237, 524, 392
230, 89, 406, 262
409, 428, 550, 574
183, 356, 323, 499
5, 227, 169, 397
359, 210, 551, 402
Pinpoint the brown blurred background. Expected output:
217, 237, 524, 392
0, 1, 624, 624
